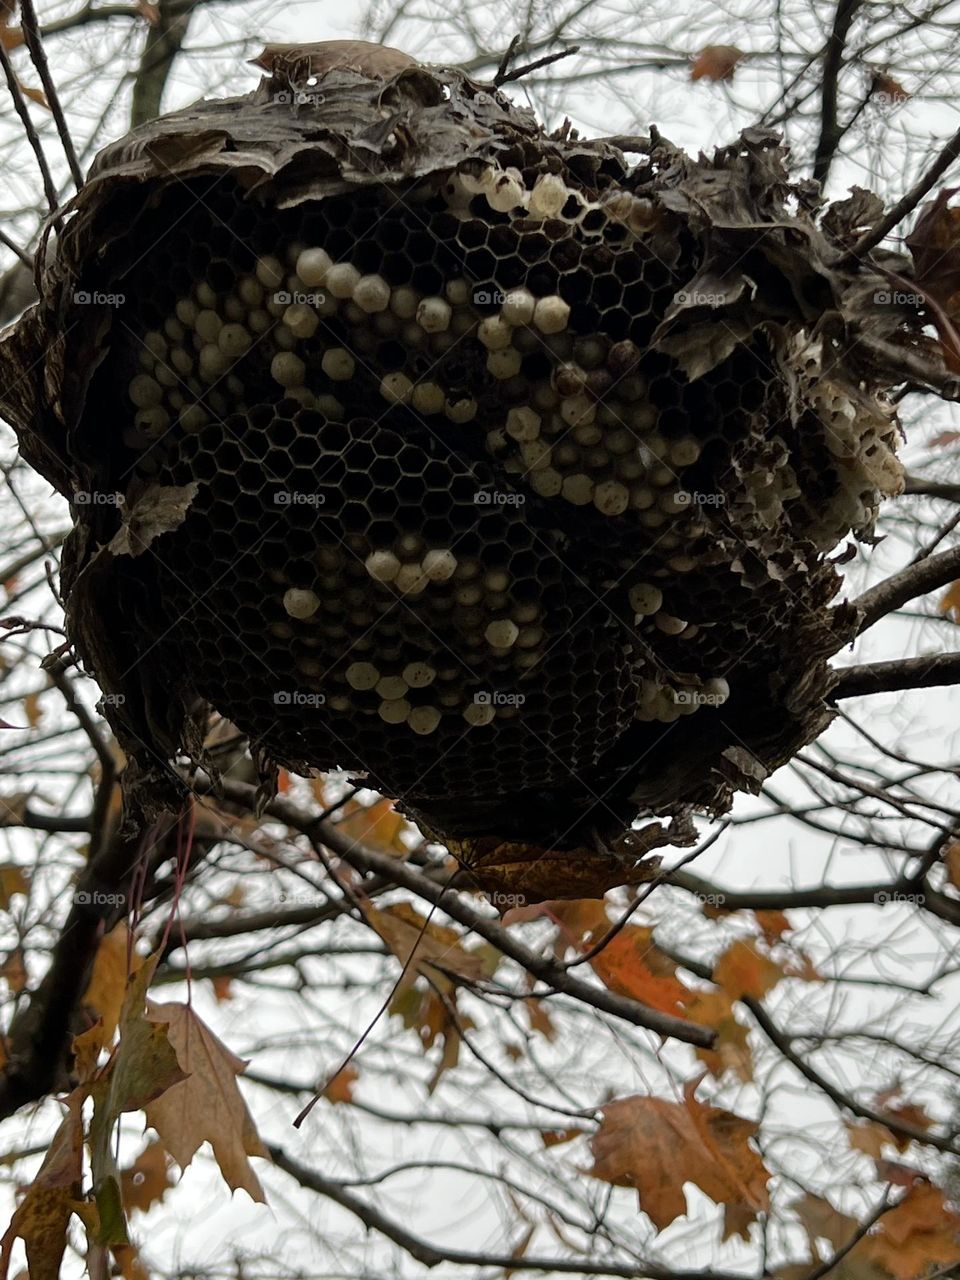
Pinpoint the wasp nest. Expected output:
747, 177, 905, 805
0, 63, 916, 863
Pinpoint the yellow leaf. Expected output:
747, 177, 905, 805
83, 925, 136, 1047
338, 796, 408, 854
22, 691, 42, 727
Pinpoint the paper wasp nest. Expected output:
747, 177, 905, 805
0, 61, 911, 864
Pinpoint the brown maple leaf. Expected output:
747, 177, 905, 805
690, 45, 745, 82
589, 1079, 770, 1230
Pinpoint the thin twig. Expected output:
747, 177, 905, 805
495, 44, 580, 86
18, 0, 84, 190
839, 123, 960, 264
0, 41, 60, 219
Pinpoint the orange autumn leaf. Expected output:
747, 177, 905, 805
541, 1128, 586, 1148
846, 1119, 896, 1159
690, 44, 745, 82
714, 938, 784, 1000
0, 862, 28, 909
323, 1065, 358, 1105
549, 900, 691, 1016
854, 1184, 960, 1280
524, 997, 556, 1041
942, 580, 960, 622
83, 924, 138, 1046
211, 975, 233, 1002
589, 1080, 770, 1230
119, 1141, 174, 1215
0, 947, 26, 993
753, 909, 792, 943
338, 796, 408, 855
362, 901, 490, 986
0, 25, 23, 52
683, 989, 753, 1082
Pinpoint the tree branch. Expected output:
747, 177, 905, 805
851, 544, 960, 634
832, 652, 960, 699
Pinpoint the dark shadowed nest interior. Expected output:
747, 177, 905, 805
0, 58, 928, 892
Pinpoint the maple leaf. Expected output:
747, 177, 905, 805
753, 909, 792, 943
0, 1092, 83, 1280
323, 1066, 358, 1104
144, 1001, 267, 1201
119, 1141, 174, 1215
524, 996, 556, 1041
793, 1191, 860, 1256
854, 1183, 960, 1280
549, 900, 691, 1016
89, 960, 185, 1245
714, 938, 785, 1000
690, 45, 745, 82
846, 1119, 896, 1160
0, 862, 28, 907
942, 581, 960, 622
338, 796, 409, 854
683, 989, 754, 1082
0, 947, 26, 993
83, 924, 137, 1048
907, 189, 960, 302
362, 901, 491, 987
588, 1080, 770, 1230
541, 1128, 587, 1147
